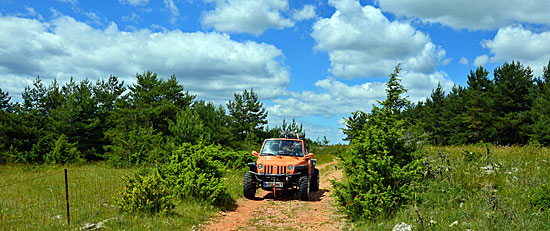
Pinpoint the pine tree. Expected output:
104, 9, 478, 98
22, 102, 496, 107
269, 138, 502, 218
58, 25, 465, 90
227, 88, 267, 144
334, 65, 421, 219
491, 61, 535, 144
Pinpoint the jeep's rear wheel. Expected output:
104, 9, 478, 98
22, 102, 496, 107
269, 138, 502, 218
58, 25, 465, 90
298, 175, 309, 201
310, 168, 319, 192
243, 172, 256, 199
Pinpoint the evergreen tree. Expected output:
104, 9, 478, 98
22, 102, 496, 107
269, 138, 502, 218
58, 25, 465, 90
421, 83, 446, 145
462, 67, 496, 143
530, 61, 550, 145
191, 100, 232, 146
334, 65, 422, 219
0, 88, 12, 112
227, 88, 267, 145
491, 61, 535, 144
105, 72, 194, 165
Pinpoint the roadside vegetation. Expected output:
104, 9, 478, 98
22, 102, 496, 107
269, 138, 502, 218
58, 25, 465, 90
352, 145, 550, 230
2, 60, 550, 230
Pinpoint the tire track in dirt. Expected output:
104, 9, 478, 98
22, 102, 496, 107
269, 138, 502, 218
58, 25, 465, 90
202, 159, 346, 231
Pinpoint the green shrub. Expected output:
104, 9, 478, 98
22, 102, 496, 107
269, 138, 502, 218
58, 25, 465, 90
118, 142, 232, 215
118, 170, 175, 215
334, 65, 422, 220
214, 149, 255, 169
44, 134, 83, 164
530, 183, 550, 211
160, 143, 231, 207
105, 126, 166, 167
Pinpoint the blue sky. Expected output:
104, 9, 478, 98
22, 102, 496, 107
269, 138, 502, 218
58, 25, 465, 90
1, 0, 550, 144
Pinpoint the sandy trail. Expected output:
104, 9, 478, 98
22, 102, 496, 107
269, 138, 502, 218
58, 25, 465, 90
202, 159, 346, 231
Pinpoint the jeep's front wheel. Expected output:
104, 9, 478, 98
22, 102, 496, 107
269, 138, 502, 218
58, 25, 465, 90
310, 168, 319, 192
243, 172, 256, 199
298, 175, 310, 201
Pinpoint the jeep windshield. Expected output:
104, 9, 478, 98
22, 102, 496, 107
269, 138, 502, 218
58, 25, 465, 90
260, 140, 304, 157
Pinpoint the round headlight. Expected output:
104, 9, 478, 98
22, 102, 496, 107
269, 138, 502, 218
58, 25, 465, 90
288, 165, 294, 171
258, 164, 263, 170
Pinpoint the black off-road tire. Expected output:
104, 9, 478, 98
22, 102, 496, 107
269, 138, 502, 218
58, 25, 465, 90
243, 172, 256, 199
310, 168, 319, 192
298, 175, 310, 201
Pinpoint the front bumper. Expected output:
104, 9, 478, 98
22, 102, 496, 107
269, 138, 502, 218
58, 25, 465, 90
248, 171, 303, 188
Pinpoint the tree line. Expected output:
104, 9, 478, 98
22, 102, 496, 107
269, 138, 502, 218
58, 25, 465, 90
344, 60, 550, 147
0, 71, 305, 165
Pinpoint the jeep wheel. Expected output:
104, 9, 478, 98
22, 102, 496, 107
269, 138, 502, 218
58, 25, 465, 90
310, 168, 319, 192
243, 172, 256, 199
298, 175, 310, 201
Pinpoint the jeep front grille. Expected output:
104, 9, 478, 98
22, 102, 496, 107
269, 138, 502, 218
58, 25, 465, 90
264, 165, 287, 175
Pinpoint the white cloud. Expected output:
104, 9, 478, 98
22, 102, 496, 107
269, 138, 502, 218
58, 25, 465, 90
0, 15, 290, 103
201, 0, 294, 35
459, 57, 468, 65
377, 0, 550, 30
119, 0, 149, 6
481, 26, 550, 76
164, 0, 179, 24
122, 13, 141, 23
293, 5, 317, 21
58, 0, 77, 5
267, 71, 454, 118
311, 0, 446, 79
473, 55, 489, 67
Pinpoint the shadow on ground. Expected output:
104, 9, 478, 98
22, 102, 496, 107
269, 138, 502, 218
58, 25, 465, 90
248, 188, 328, 202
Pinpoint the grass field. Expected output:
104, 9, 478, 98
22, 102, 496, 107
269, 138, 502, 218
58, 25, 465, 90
0, 146, 341, 230
352, 145, 550, 230
0, 162, 246, 230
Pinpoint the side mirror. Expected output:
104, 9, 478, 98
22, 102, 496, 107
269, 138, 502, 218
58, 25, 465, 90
305, 153, 314, 159
252, 151, 260, 157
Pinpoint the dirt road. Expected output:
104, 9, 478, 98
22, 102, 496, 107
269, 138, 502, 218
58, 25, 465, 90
202, 160, 347, 231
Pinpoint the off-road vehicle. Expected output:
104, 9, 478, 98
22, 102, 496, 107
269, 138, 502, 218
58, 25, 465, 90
243, 132, 319, 201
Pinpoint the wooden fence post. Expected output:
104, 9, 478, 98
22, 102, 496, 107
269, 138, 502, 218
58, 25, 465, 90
64, 168, 70, 225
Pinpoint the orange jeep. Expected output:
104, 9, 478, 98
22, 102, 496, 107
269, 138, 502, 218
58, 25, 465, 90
243, 132, 319, 201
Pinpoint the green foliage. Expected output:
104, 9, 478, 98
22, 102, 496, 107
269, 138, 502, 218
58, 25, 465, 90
191, 100, 232, 146
530, 61, 550, 146
104, 72, 194, 165
159, 143, 231, 207
44, 134, 83, 164
214, 149, 255, 169
405, 60, 550, 146
118, 170, 175, 215
168, 109, 208, 145
529, 183, 550, 211
117, 142, 234, 215
105, 126, 165, 167
334, 65, 422, 220
227, 88, 267, 147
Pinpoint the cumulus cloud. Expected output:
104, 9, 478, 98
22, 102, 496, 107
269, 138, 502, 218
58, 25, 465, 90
293, 5, 317, 21
164, 0, 179, 24
377, 0, 550, 30
119, 0, 149, 6
201, 0, 294, 35
0, 15, 290, 102
267, 71, 454, 118
481, 26, 550, 76
473, 55, 489, 67
459, 57, 468, 65
311, 0, 446, 78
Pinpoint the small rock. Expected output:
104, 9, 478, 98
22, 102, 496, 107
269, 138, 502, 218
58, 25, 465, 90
449, 220, 458, 227
221, 212, 227, 216
392, 222, 412, 231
